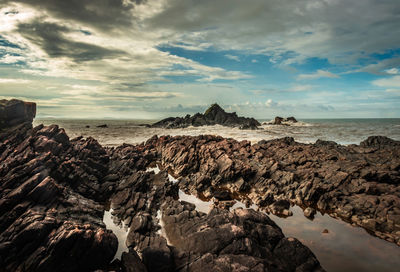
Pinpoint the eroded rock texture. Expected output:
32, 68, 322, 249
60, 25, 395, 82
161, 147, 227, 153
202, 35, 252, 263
107, 167, 324, 272
139, 134, 400, 246
0, 122, 118, 271
0, 99, 36, 130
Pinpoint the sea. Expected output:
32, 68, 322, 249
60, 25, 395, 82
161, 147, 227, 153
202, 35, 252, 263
34, 117, 400, 271
33, 118, 400, 147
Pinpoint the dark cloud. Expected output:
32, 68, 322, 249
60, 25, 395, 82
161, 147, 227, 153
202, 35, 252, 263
18, 21, 124, 61
7, 0, 146, 31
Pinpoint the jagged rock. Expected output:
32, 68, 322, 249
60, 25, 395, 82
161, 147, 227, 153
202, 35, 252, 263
140, 134, 400, 246
151, 103, 261, 129
270, 116, 298, 125
0, 99, 36, 130
158, 198, 324, 271
360, 136, 400, 148
0, 120, 118, 271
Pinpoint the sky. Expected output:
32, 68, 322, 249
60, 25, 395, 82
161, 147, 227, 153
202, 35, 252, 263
0, 0, 400, 119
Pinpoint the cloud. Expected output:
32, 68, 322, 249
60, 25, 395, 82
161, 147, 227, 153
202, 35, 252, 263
289, 84, 314, 92
17, 20, 124, 62
2, 0, 145, 31
265, 99, 277, 107
298, 70, 339, 80
146, 0, 400, 66
225, 54, 240, 61
350, 58, 400, 75
0, 78, 31, 83
372, 75, 400, 88
386, 68, 399, 75
0, 0, 400, 118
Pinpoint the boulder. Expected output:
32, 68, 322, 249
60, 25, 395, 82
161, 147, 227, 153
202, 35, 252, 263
271, 116, 298, 125
0, 99, 36, 129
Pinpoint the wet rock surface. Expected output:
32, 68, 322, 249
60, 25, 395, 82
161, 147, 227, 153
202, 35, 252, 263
151, 103, 261, 130
142, 134, 400, 246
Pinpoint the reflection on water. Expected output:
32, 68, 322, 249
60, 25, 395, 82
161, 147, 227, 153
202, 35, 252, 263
270, 206, 400, 272
173, 193, 400, 272
103, 209, 129, 260
178, 190, 213, 214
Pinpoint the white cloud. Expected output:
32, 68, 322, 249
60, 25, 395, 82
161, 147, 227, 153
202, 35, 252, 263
385, 68, 399, 75
0, 78, 32, 84
289, 84, 314, 92
225, 54, 240, 61
373, 75, 400, 88
298, 70, 339, 80
265, 99, 277, 107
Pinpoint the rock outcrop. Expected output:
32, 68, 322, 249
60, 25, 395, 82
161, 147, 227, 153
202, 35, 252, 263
0, 123, 118, 271
140, 134, 400, 246
0, 100, 325, 271
151, 103, 261, 130
269, 116, 298, 125
3, 99, 400, 271
0, 99, 36, 130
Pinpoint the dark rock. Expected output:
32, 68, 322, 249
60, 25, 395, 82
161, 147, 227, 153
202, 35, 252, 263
0, 115, 118, 271
303, 207, 316, 219
121, 251, 147, 272
360, 136, 400, 148
141, 134, 400, 246
0, 99, 36, 130
97, 124, 108, 128
151, 103, 260, 129
271, 116, 298, 125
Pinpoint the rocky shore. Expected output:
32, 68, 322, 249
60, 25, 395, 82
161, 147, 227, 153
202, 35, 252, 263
1, 99, 399, 271
151, 103, 261, 130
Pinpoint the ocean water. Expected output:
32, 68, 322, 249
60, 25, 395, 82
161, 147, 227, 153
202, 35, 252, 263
34, 118, 400, 147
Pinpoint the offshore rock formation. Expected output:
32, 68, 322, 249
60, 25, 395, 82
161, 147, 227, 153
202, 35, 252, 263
151, 103, 261, 130
0, 99, 36, 130
268, 116, 298, 125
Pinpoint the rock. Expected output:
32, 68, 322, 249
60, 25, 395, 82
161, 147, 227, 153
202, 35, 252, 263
273, 116, 284, 125
97, 124, 108, 128
86, 125, 90, 128
151, 103, 261, 129
121, 251, 147, 272
270, 116, 298, 125
304, 207, 316, 219
140, 134, 400, 246
322, 229, 329, 234
0, 99, 36, 130
360, 136, 400, 148
159, 198, 324, 271
0, 115, 118, 271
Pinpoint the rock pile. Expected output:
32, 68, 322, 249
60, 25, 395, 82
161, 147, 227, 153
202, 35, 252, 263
151, 103, 261, 130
